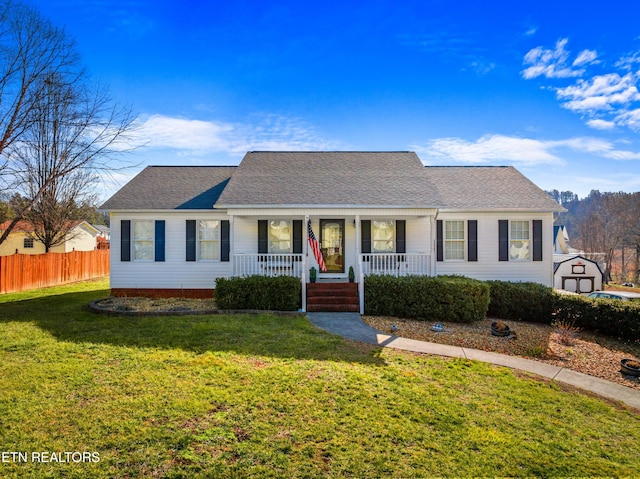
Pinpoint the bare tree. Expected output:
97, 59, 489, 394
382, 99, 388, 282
0, 0, 78, 167
3, 71, 136, 248
0, 1, 138, 246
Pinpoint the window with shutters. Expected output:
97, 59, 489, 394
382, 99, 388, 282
268, 220, 291, 253
510, 221, 530, 261
199, 220, 220, 260
133, 220, 154, 261
372, 220, 395, 253
444, 220, 465, 261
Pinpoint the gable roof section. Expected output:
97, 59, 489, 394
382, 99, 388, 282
425, 166, 565, 212
100, 166, 236, 210
215, 151, 445, 208
99, 153, 564, 212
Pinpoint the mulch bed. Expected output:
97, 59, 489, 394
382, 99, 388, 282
363, 316, 640, 391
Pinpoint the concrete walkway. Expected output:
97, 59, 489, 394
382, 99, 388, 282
306, 312, 640, 410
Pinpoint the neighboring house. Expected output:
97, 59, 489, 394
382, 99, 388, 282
100, 151, 565, 311
0, 220, 101, 256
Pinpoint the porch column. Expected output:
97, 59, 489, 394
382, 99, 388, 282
302, 215, 309, 313
430, 215, 436, 276
229, 215, 235, 276
356, 215, 364, 314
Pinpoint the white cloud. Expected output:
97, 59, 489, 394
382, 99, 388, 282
614, 108, 640, 130
586, 119, 616, 130
522, 38, 587, 79
555, 73, 640, 112
415, 134, 640, 165
415, 135, 564, 166
134, 113, 340, 156
572, 49, 598, 67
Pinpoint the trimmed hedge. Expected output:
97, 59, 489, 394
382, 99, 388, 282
553, 294, 640, 341
215, 275, 301, 311
486, 280, 556, 324
364, 275, 490, 323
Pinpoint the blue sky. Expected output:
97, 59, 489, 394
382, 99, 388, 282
29, 0, 640, 200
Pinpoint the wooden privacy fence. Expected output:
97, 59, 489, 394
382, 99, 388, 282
0, 250, 110, 294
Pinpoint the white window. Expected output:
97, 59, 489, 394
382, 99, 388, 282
510, 221, 530, 260
199, 220, 220, 260
269, 220, 291, 253
133, 220, 154, 261
444, 220, 465, 260
372, 220, 395, 253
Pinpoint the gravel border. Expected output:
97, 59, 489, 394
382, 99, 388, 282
363, 316, 640, 391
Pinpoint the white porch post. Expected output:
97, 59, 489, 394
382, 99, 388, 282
301, 215, 309, 313
229, 215, 235, 277
356, 215, 365, 314
430, 214, 436, 276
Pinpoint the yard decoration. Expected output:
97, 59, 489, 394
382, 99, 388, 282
348, 266, 355, 283
309, 267, 317, 283
620, 359, 640, 377
491, 321, 511, 337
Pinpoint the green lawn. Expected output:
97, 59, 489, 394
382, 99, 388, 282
1, 279, 639, 478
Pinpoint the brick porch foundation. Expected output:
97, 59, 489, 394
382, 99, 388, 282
111, 288, 215, 299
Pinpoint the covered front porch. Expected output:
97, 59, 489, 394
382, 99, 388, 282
226, 212, 436, 313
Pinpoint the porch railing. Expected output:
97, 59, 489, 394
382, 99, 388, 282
359, 253, 431, 277
233, 253, 304, 278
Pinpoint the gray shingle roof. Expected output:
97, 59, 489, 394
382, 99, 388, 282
215, 151, 446, 207
100, 166, 236, 210
425, 166, 565, 211
99, 153, 564, 212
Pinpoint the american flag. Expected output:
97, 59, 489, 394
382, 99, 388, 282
307, 221, 326, 272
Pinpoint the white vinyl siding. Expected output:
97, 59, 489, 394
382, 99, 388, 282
435, 212, 554, 286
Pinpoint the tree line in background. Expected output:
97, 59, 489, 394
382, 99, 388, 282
548, 189, 640, 284
0, 0, 136, 253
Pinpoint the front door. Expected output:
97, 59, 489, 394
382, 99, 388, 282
320, 219, 344, 273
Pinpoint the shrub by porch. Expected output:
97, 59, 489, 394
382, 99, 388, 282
215, 275, 301, 311
364, 275, 490, 323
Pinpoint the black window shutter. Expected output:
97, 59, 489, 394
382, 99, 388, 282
221, 220, 230, 262
293, 220, 303, 254
468, 220, 478, 262
154, 220, 165, 262
121, 220, 131, 262
396, 220, 406, 253
498, 220, 509, 261
532, 220, 543, 262
258, 220, 268, 254
436, 220, 443, 262
186, 220, 196, 262
361, 220, 371, 254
